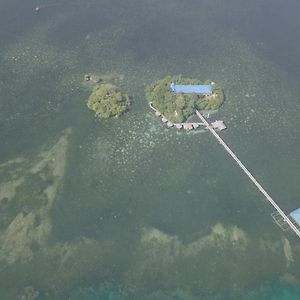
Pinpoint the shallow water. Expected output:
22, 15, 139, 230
1, 0, 300, 299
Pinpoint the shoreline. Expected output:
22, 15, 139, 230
149, 102, 226, 131
149, 102, 205, 131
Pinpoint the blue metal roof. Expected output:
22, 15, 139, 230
170, 82, 212, 94
290, 208, 300, 226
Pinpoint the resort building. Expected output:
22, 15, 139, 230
290, 208, 300, 228
170, 82, 213, 96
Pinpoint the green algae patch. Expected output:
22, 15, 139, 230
145, 76, 224, 123
87, 84, 130, 119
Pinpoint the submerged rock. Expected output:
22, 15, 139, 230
83, 73, 123, 86
282, 237, 294, 267
0, 128, 72, 264
84, 73, 102, 83
124, 223, 254, 295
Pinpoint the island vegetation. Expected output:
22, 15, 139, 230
87, 84, 130, 119
145, 76, 224, 123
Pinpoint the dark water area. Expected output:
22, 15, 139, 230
1, 0, 300, 299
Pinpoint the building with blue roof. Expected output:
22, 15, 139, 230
290, 208, 300, 227
170, 82, 213, 95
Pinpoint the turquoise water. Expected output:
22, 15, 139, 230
1, 0, 300, 299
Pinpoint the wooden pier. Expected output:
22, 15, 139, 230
196, 110, 300, 239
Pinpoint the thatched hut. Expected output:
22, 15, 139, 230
175, 124, 183, 129
167, 121, 174, 128
183, 123, 193, 131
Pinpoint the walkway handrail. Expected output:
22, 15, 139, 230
196, 110, 300, 238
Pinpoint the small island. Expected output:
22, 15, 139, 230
87, 84, 130, 119
145, 76, 224, 123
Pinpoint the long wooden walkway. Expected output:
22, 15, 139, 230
196, 110, 300, 238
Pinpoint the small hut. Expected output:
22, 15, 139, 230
167, 121, 174, 128
211, 120, 227, 131
183, 123, 193, 131
161, 117, 168, 123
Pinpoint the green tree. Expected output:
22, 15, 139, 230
87, 84, 130, 119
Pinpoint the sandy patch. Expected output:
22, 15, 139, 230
282, 237, 294, 267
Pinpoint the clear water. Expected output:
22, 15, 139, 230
0, 0, 300, 299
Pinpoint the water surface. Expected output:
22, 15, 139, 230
1, 0, 300, 299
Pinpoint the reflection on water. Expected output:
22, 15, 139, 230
0, 0, 300, 299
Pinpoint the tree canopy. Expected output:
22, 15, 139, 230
87, 84, 130, 119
